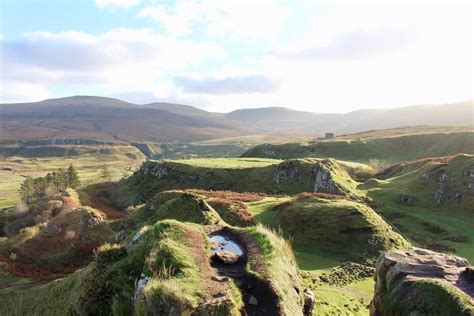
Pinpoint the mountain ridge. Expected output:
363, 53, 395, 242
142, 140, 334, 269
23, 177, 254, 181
1, 96, 472, 142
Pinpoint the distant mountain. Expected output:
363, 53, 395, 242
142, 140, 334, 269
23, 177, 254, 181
0, 96, 472, 142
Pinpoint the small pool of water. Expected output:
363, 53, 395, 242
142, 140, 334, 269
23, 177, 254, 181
209, 234, 243, 256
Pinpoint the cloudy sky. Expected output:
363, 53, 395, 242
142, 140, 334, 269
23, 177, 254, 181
0, 0, 472, 112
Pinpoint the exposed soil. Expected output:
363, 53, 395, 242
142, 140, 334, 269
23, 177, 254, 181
89, 195, 127, 219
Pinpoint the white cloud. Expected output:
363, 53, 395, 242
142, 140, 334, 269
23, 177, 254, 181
2, 1, 472, 113
138, 0, 291, 40
1, 28, 225, 100
174, 74, 279, 95
0, 82, 53, 103
96, 0, 141, 9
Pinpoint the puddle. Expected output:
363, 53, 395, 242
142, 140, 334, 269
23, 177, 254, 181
209, 234, 243, 256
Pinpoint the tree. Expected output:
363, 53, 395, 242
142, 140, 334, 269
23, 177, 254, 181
99, 164, 111, 180
67, 164, 81, 188
19, 177, 34, 205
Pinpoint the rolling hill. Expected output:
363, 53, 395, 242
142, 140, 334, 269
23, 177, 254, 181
0, 96, 472, 143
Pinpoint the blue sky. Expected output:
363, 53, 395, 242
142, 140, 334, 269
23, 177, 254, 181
0, 0, 472, 112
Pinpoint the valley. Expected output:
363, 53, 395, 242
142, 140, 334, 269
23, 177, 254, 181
0, 98, 473, 315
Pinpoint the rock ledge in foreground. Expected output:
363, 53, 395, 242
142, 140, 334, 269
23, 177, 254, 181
370, 247, 474, 316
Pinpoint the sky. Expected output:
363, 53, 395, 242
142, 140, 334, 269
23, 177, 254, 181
0, 0, 472, 113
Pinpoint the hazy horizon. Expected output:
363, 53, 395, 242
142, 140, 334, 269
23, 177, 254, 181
1, 94, 473, 115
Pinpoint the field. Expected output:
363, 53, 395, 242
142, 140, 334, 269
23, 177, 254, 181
0, 145, 145, 208
242, 127, 474, 164
172, 157, 282, 169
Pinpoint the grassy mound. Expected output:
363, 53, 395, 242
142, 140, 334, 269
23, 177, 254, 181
242, 130, 474, 164
246, 196, 409, 265
121, 158, 363, 204
132, 191, 224, 226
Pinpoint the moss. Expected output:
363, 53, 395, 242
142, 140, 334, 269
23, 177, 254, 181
383, 279, 474, 315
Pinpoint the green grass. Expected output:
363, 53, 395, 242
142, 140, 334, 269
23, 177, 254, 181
0, 147, 144, 208
360, 154, 474, 261
313, 278, 375, 316
122, 158, 364, 204
243, 129, 474, 163
242, 224, 304, 316
171, 157, 282, 168
246, 196, 409, 266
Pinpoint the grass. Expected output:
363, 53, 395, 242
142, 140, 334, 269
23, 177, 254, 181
242, 129, 474, 163
156, 133, 317, 159
0, 146, 144, 208
171, 157, 282, 168
242, 224, 304, 316
360, 154, 474, 261
246, 196, 409, 265
312, 278, 375, 316
122, 158, 364, 204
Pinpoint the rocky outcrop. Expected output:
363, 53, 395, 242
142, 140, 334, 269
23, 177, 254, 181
274, 160, 300, 184
303, 288, 315, 316
140, 160, 170, 179
371, 247, 474, 316
421, 168, 464, 204
397, 194, 414, 205
23, 138, 120, 146
312, 161, 348, 195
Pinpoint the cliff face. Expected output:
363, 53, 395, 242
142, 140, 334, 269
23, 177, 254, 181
370, 247, 474, 316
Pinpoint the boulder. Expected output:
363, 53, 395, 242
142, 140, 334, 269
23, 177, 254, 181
370, 247, 474, 315
248, 295, 258, 306
213, 251, 240, 264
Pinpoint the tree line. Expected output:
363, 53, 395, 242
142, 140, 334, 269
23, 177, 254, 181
19, 164, 80, 205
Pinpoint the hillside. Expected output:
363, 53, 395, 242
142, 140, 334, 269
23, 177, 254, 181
242, 128, 474, 163
1, 96, 472, 143
361, 154, 474, 261
0, 96, 248, 142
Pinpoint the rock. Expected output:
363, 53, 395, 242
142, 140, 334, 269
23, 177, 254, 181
211, 275, 229, 282
434, 186, 462, 204
370, 248, 474, 315
213, 251, 240, 264
140, 161, 170, 179
248, 295, 258, 306
397, 194, 414, 205
133, 274, 151, 303
274, 160, 300, 184
303, 288, 315, 316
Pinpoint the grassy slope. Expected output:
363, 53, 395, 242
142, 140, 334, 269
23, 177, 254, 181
360, 154, 474, 261
242, 129, 474, 163
122, 158, 367, 204
162, 133, 317, 159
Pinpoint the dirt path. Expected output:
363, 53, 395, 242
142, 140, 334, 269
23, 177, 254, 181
205, 226, 282, 316
183, 226, 229, 300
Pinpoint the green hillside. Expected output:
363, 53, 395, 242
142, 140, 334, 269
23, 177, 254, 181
242, 129, 474, 163
360, 154, 474, 261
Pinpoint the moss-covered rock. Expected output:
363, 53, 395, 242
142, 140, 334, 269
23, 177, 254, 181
370, 247, 474, 315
